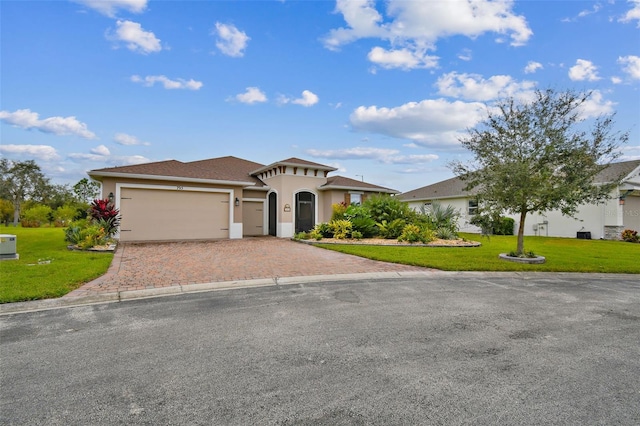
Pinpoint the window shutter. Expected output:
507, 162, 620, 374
344, 193, 351, 205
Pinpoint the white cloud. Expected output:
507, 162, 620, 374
349, 98, 487, 147
618, 55, 640, 80
562, 3, 602, 22
306, 147, 438, 164
74, 0, 147, 17
611, 76, 623, 84
436, 72, 536, 101
457, 48, 472, 62
108, 20, 162, 54
232, 87, 267, 104
214, 23, 250, 57
577, 90, 615, 119
131, 75, 203, 90
114, 132, 150, 146
323, 0, 532, 69
568, 59, 601, 81
280, 90, 319, 107
92, 145, 111, 156
367, 46, 439, 70
68, 146, 150, 165
524, 61, 543, 74
0, 108, 97, 139
620, 0, 640, 27
0, 144, 60, 161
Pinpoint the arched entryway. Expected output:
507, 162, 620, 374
268, 192, 277, 236
295, 191, 315, 233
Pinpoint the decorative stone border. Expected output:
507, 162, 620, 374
67, 243, 117, 253
296, 238, 481, 248
499, 253, 546, 264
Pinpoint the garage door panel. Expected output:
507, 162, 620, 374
242, 201, 264, 236
119, 188, 230, 241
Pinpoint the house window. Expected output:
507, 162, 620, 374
468, 199, 478, 215
350, 193, 362, 206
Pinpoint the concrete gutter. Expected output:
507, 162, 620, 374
1, 270, 637, 316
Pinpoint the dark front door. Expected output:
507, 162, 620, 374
295, 191, 315, 233
268, 192, 277, 236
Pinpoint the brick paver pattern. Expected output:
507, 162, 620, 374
66, 238, 427, 298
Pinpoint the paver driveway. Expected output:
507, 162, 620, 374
66, 237, 427, 298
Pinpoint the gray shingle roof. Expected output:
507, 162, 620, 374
89, 156, 263, 185
319, 176, 399, 193
398, 159, 640, 201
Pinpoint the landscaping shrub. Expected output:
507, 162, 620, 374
21, 204, 52, 227
470, 213, 514, 236
435, 227, 457, 240
64, 199, 120, 249
89, 199, 120, 237
329, 219, 352, 239
493, 216, 515, 235
423, 201, 459, 235
376, 218, 406, 239
398, 224, 435, 244
54, 204, 78, 227
364, 194, 411, 224
621, 229, 639, 243
331, 202, 348, 221
314, 222, 334, 238
0, 199, 13, 225
343, 204, 377, 237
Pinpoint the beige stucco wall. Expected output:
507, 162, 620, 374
261, 173, 327, 237
98, 177, 247, 225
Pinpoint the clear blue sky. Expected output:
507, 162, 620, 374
1, 0, 639, 192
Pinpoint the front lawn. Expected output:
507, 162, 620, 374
0, 226, 113, 303
317, 233, 640, 274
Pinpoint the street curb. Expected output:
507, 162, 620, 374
1, 271, 637, 315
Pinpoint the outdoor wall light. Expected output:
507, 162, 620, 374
108, 192, 114, 204
235, 197, 240, 206
619, 197, 625, 206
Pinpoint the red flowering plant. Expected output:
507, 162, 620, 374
89, 198, 121, 237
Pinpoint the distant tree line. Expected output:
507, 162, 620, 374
0, 159, 100, 227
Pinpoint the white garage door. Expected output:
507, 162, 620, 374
119, 188, 230, 242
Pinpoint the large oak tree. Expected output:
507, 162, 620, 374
451, 89, 628, 255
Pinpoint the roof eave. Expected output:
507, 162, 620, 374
88, 171, 256, 187
319, 184, 399, 194
251, 162, 337, 175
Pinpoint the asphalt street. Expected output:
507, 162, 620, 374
1, 273, 639, 425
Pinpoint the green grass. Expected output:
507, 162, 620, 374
317, 233, 640, 274
0, 226, 113, 303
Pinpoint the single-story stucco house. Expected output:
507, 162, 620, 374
88, 156, 398, 242
399, 160, 640, 240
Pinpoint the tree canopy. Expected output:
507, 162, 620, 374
0, 159, 51, 225
451, 88, 628, 255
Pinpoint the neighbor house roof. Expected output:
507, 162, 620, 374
595, 159, 640, 183
399, 159, 640, 202
398, 176, 474, 201
319, 176, 399, 194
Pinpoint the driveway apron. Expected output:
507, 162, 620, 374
65, 237, 427, 298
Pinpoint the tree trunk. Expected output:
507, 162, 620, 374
517, 210, 527, 255
12, 197, 20, 227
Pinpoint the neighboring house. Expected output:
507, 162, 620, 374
88, 156, 397, 242
399, 160, 640, 240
